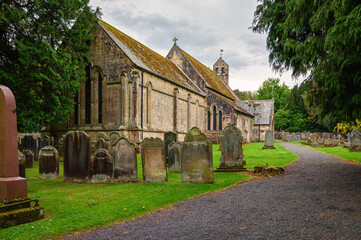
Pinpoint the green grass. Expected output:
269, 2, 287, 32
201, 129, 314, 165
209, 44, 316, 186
1, 142, 297, 240
290, 141, 361, 163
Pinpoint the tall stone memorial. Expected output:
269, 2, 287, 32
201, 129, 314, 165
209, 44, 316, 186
0, 85, 43, 227
215, 123, 246, 172
263, 130, 276, 149
349, 128, 361, 152
39, 146, 59, 179
0, 86, 27, 199
110, 136, 138, 182
164, 132, 177, 165
181, 127, 213, 183
168, 141, 181, 173
141, 137, 167, 182
63, 131, 90, 181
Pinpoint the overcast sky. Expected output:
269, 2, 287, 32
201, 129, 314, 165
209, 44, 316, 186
89, 0, 300, 91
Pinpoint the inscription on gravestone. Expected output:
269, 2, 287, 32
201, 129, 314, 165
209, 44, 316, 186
168, 141, 181, 173
90, 149, 113, 183
39, 146, 59, 179
110, 136, 138, 182
141, 137, 167, 183
181, 127, 213, 184
63, 131, 90, 181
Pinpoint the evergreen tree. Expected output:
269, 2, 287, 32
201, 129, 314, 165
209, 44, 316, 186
0, 0, 100, 132
252, 0, 361, 120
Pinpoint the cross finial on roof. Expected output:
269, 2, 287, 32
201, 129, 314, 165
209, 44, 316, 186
220, 49, 224, 58
173, 37, 178, 46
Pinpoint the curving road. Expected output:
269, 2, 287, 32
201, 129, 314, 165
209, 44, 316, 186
66, 142, 361, 239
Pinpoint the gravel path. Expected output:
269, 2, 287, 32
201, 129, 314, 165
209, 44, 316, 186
66, 143, 361, 240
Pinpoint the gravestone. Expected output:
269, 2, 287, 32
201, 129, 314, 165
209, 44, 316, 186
164, 132, 178, 165
39, 146, 59, 179
349, 128, 361, 152
109, 132, 121, 145
290, 133, 296, 141
0, 86, 44, 227
90, 149, 113, 183
286, 135, 292, 142
263, 131, 276, 149
38, 135, 53, 150
281, 132, 287, 141
57, 138, 64, 161
141, 137, 167, 183
215, 123, 245, 172
22, 150, 34, 168
168, 141, 181, 173
18, 151, 26, 178
295, 135, 301, 142
181, 127, 213, 184
0, 85, 27, 200
311, 133, 319, 147
21, 134, 38, 161
63, 131, 90, 181
110, 136, 138, 182
96, 132, 110, 150
347, 132, 351, 142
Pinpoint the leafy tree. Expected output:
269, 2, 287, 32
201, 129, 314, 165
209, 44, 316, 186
233, 89, 257, 100
0, 0, 100, 132
252, 0, 361, 120
256, 78, 290, 113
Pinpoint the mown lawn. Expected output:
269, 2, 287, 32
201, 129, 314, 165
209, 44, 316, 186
290, 141, 361, 164
1, 142, 297, 240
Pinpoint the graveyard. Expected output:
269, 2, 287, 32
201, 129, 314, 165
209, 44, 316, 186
0, 142, 297, 240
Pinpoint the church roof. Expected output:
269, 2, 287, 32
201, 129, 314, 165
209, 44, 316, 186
179, 49, 238, 101
98, 19, 203, 95
237, 100, 274, 125
213, 92, 253, 117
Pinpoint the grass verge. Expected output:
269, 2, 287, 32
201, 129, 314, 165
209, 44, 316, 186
288, 141, 361, 164
1, 142, 297, 240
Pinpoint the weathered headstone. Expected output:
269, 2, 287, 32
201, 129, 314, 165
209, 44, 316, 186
18, 151, 26, 178
349, 128, 361, 152
39, 146, 59, 179
57, 138, 64, 161
90, 149, 113, 183
164, 132, 178, 165
110, 136, 138, 182
290, 133, 296, 141
181, 127, 213, 184
109, 132, 121, 145
21, 134, 38, 161
263, 131, 276, 149
63, 131, 90, 181
22, 150, 34, 168
295, 135, 301, 142
38, 135, 53, 150
215, 123, 245, 172
281, 132, 287, 141
95, 132, 110, 150
286, 135, 292, 142
311, 133, 319, 147
0, 85, 27, 200
141, 137, 167, 183
168, 141, 181, 173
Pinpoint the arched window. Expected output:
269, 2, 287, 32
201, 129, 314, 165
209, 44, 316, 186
212, 106, 217, 130
98, 73, 103, 124
207, 111, 211, 130
215, 68, 219, 74
219, 110, 222, 130
85, 66, 91, 124
221, 67, 225, 75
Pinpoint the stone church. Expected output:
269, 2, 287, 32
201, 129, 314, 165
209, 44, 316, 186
50, 19, 256, 145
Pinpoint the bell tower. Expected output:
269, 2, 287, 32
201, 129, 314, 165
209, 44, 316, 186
213, 49, 229, 85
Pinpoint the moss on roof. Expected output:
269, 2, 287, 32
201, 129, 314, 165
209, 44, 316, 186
179, 49, 237, 101
98, 19, 201, 94
213, 91, 253, 117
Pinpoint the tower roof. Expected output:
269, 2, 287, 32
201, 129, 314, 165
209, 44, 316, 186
213, 57, 229, 67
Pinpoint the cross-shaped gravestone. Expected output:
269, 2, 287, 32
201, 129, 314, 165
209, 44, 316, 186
0, 85, 27, 200
173, 37, 178, 46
